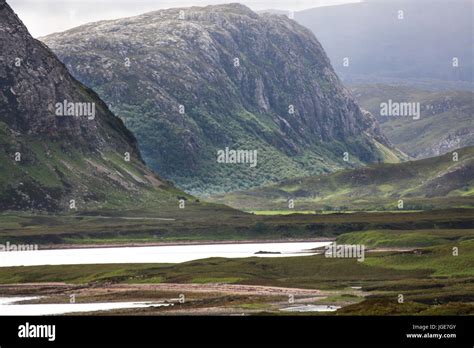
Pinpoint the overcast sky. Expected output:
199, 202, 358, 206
8, 0, 362, 37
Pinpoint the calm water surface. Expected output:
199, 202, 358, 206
0, 241, 330, 267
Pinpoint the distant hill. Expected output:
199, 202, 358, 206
208, 146, 474, 211
351, 84, 474, 159
295, 0, 474, 90
42, 4, 399, 196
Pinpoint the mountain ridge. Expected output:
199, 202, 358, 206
0, 0, 200, 213
42, 4, 400, 195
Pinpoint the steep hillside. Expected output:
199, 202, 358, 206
0, 0, 200, 213
351, 84, 474, 159
208, 146, 474, 211
42, 4, 398, 195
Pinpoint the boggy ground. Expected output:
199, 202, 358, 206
0, 234, 472, 315
0, 282, 353, 315
0, 208, 472, 245
0, 209, 472, 315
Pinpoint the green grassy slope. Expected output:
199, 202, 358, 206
0, 119, 193, 212
208, 146, 474, 211
336, 229, 474, 248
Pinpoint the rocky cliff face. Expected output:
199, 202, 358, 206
0, 0, 140, 154
0, 0, 186, 211
43, 4, 397, 195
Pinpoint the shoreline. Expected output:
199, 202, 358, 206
35, 237, 335, 251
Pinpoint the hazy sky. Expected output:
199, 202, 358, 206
8, 0, 362, 37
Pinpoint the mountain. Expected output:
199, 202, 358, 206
0, 0, 197, 213
351, 84, 474, 159
295, 0, 474, 90
42, 4, 399, 196
208, 146, 474, 211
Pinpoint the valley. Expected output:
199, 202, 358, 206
0, 0, 472, 318
351, 84, 474, 159
208, 146, 474, 211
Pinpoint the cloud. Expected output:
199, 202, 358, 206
8, 0, 362, 37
